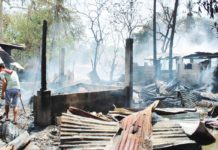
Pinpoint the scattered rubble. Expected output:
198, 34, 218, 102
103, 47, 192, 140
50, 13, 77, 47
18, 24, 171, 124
1, 78, 218, 149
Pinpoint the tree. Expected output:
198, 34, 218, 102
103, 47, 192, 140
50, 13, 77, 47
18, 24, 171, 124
156, 2, 174, 53
185, 0, 198, 31
0, 0, 28, 41
3, 0, 82, 65
153, 0, 157, 81
108, 31, 122, 81
169, 0, 179, 80
198, 0, 218, 34
153, 0, 179, 80
75, 0, 108, 83
109, 0, 147, 39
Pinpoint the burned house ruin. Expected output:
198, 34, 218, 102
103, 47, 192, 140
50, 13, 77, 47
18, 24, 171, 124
34, 21, 133, 126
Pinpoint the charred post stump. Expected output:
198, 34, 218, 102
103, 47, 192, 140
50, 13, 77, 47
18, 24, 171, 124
125, 38, 133, 107
34, 20, 51, 126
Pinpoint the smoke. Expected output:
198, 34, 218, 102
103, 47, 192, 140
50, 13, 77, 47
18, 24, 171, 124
19, 56, 41, 104
19, 0, 218, 100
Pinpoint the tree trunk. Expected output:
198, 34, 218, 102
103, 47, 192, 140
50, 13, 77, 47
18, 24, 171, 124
110, 51, 117, 81
89, 41, 100, 83
93, 42, 99, 71
169, 0, 179, 80
110, 62, 115, 81
153, 0, 157, 80
0, 0, 3, 41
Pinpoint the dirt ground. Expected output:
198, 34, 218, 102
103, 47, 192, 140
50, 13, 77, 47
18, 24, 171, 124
0, 100, 59, 149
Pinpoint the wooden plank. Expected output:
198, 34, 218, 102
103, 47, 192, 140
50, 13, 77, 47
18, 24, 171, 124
60, 127, 117, 133
152, 130, 185, 135
60, 123, 118, 130
59, 144, 105, 149
152, 135, 188, 138
60, 143, 107, 147
153, 137, 194, 143
68, 107, 109, 121
62, 140, 112, 145
152, 128, 182, 132
60, 132, 115, 136
153, 122, 181, 127
60, 135, 112, 140
155, 108, 196, 115
61, 114, 117, 126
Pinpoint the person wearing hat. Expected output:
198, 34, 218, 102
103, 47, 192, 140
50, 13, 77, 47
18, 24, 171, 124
0, 62, 21, 124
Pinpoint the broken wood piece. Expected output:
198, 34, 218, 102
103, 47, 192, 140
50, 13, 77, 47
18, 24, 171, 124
60, 127, 117, 133
108, 108, 134, 115
155, 108, 196, 115
60, 132, 115, 136
0, 131, 31, 150
59, 144, 106, 149
69, 107, 110, 121
60, 135, 112, 140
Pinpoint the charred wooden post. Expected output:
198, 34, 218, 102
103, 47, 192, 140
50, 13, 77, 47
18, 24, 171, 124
59, 48, 65, 83
125, 38, 133, 107
169, 0, 179, 80
41, 20, 47, 91
34, 20, 51, 126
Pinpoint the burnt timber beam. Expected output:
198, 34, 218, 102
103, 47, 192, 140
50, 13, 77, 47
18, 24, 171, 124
34, 20, 51, 126
125, 38, 133, 107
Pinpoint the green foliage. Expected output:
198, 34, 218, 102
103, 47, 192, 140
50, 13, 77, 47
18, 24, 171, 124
3, 0, 83, 65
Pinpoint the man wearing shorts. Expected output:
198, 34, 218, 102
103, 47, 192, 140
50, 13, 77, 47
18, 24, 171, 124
0, 63, 20, 124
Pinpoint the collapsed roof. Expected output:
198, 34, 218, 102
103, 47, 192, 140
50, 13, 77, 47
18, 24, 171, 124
183, 52, 218, 59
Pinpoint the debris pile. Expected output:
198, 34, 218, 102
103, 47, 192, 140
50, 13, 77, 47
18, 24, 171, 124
107, 101, 159, 150
1, 77, 218, 149
152, 121, 197, 150
59, 107, 119, 149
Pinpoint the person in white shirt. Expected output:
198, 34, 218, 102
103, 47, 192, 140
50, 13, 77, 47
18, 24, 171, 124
0, 63, 20, 124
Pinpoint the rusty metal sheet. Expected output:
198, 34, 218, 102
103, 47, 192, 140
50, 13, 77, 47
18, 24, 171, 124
110, 101, 159, 150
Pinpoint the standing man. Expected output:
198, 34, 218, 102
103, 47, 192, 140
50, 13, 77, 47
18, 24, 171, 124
0, 62, 20, 124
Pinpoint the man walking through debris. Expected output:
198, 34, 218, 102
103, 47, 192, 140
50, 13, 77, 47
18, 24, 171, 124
0, 62, 21, 124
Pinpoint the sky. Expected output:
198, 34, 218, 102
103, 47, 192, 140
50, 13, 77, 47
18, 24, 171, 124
3, 0, 218, 81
